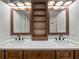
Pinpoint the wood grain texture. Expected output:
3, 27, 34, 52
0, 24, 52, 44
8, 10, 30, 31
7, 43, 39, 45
56, 50, 73, 59
0, 50, 4, 59
24, 50, 55, 59
5, 50, 22, 59
75, 50, 79, 59
32, 0, 48, 40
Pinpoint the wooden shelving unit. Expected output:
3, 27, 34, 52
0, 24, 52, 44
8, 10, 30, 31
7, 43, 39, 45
31, 0, 48, 40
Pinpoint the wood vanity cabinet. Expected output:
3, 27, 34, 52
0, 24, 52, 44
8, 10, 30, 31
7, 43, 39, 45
0, 50, 78, 59
0, 50, 4, 59
5, 50, 22, 59
56, 50, 74, 59
24, 50, 55, 59
75, 50, 79, 59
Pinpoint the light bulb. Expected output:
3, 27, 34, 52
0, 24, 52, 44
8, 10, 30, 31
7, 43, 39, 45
24, 2, 31, 6
8, 3, 16, 7
17, 2, 24, 6
55, 1, 63, 6
64, 1, 72, 6
48, 1, 55, 6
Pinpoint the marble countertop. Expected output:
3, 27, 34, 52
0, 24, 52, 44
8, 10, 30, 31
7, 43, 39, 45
0, 39, 79, 50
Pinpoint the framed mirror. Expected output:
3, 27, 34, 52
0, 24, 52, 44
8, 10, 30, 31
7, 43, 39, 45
10, 8, 31, 35
48, 6, 69, 35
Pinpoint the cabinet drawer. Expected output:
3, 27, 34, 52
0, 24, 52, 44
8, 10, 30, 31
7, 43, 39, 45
24, 50, 55, 59
56, 50, 73, 59
0, 50, 4, 59
6, 50, 22, 59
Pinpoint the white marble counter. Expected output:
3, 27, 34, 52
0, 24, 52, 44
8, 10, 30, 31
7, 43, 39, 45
0, 39, 79, 50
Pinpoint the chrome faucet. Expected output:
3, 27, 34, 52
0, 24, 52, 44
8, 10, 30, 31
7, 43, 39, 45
59, 35, 65, 40
59, 35, 62, 40
55, 35, 65, 41
15, 35, 24, 41
18, 36, 21, 41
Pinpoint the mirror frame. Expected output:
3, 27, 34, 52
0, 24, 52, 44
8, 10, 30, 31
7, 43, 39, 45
48, 8, 69, 35
10, 8, 31, 35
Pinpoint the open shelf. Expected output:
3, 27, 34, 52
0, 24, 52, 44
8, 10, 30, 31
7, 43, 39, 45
31, 1, 48, 40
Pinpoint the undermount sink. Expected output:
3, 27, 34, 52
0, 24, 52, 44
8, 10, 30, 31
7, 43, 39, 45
0, 39, 26, 46
49, 39, 78, 46
0, 39, 78, 48
54, 40, 71, 44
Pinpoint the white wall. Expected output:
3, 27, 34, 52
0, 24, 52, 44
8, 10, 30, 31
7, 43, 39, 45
69, 0, 79, 41
0, 0, 11, 42
0, 0, 31, 41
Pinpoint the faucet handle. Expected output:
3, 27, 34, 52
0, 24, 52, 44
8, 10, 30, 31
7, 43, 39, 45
55, 38, 57, 40
62, 37, 66, 40
22, 37, 25, 40
15, 38, 17, 40
16, 35, 21, 41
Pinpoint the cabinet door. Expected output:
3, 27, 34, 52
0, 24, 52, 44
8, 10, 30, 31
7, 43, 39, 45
56, 50, 73, 59
24, 50, 55, 59
0, 50, 4, 59
6, 50, 22, 59
75, 50, 79, 59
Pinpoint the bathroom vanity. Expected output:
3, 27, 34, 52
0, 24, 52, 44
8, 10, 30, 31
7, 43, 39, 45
0, 50, 79, 59
0, 0, 79, 59
0, 39, 78, 59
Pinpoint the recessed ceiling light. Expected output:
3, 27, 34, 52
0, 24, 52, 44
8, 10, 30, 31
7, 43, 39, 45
17, 2, 24, 6
64, 1, 72, 6
48, 1, 55, 6
8, 3, 16, 7
24, 2, 31, 6
55, 1, 63, 6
